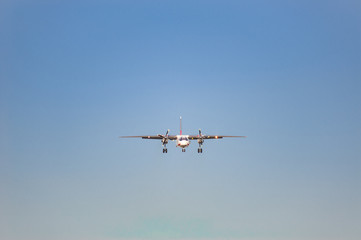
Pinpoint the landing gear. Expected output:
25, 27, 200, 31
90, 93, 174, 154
182, 149, 186, 152
162, 138, 168, 153
197, 138, 204, 153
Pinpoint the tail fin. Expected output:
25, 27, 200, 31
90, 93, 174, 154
180, 116, 182, 135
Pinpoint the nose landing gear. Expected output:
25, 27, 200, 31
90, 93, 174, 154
182, 149, 186, 152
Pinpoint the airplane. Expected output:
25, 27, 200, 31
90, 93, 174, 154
120, 117, 246, 153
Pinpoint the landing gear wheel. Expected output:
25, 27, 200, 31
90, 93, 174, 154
163, 148, 168, 153
182, 149, 186, 152
198, 148, 203, 153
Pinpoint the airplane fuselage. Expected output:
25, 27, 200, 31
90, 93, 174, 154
176, 135, 190, 148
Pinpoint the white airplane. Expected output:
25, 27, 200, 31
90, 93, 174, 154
120, 117, 246, 153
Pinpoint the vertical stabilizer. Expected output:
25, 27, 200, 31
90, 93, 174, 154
180, 116, 182, 135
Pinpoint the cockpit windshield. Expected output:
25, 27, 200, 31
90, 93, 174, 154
179, 137, 189, 141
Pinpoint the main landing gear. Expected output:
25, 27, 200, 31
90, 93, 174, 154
197, 138, 204, 153
162, 137, 168, 153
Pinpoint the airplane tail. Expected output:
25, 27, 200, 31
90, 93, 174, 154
180, 116, 182, 135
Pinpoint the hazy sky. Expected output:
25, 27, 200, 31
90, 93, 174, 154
1, 1, 360, 240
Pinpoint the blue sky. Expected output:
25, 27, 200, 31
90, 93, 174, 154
1, 0, 360, 240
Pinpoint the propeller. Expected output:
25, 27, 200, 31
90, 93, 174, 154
198, 129, 204, 144
158, 129, 170, 145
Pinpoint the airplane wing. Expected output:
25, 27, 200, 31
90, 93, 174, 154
120, 135, 177, 140
188, 135, 247, 140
